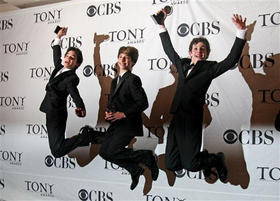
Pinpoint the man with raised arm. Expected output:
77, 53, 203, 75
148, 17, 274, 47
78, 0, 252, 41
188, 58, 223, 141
40, 27, 95, 158
157, 11, 247, 182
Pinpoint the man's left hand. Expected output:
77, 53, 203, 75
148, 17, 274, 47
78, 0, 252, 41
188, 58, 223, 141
105, 112, 126, 122
232, 14, 247, 30
75, 108, 86, 117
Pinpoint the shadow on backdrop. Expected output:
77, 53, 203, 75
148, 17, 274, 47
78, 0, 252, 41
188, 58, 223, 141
238, 21, 280, 127
64, 27, 275, 190
68, 33, 111, 165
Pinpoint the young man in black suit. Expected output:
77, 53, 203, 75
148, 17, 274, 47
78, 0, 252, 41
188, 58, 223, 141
40, 27, 94, 158
98, 46, 159, 190
157, 11, 247, 183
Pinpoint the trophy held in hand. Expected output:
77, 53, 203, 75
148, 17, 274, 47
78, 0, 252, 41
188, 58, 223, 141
151, 6, 173, 25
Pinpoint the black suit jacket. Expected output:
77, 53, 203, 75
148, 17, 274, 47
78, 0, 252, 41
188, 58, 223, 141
107, 71, 148, 136
160, 31, 246, 118
40, 45, 85, 114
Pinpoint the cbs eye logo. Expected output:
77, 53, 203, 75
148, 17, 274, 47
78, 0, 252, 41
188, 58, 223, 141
45, 155, 54, 167
83, 65, 93, 77
177, 23, 189, 37
78, 189, 88, 201
223, 129, 238, 144
87, 6, 97, 17
174, 169, 186, 178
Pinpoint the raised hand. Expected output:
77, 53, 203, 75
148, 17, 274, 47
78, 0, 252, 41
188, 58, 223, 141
94, 32, 109, 44
57, 27, 67, 39
75, 107, 86, 117
232, 14, 247, 30
158, 8, 167, 26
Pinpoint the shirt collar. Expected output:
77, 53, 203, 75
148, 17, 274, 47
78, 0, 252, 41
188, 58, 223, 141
119, 70, 128, 77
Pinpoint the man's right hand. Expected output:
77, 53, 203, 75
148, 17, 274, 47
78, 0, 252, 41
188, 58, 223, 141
158, 8, 167, 26
75, 108, 86, 117
57, 27, 67, 39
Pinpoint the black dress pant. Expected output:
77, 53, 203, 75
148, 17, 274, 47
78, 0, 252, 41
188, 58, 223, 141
99, 124, 154, 176
46, 111, 84, 158
165, 108, 203, 171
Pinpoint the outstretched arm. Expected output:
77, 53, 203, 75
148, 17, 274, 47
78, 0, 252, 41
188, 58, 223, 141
157, 9, 185, 74
52, 27, 67, 69
93, 33, 110, 80
210, 14, 247, 78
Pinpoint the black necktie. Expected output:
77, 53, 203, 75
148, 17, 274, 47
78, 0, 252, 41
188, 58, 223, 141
114, 75, 122, 93
117, 75, 122, 84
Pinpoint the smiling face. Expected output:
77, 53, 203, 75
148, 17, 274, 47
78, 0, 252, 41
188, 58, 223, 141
189, 42, 208, 64
63, 50, 78, 69
188, 37, 210, 64
118, 53, 133, 71
117, 46, 138, 73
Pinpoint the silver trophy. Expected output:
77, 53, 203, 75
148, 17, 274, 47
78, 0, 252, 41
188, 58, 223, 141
151, 6, 173, 25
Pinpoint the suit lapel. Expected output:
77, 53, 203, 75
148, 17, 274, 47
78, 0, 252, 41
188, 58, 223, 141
112, 71, 130, 98
185, 60, 205, 81
49, 64, 64, 80
49, 68, 60, 80
49, 69, 75, 85
111, 78, 117, 95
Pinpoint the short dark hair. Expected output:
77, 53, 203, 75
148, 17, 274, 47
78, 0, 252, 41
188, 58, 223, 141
189, 37, 211, 58
118, 46, 139, 67
64, 47, 83, 68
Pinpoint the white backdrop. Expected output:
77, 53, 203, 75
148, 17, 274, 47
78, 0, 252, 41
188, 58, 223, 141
0, 0, 280, 200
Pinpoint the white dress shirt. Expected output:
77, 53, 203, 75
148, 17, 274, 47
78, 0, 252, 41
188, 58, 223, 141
117, 70, 128, 84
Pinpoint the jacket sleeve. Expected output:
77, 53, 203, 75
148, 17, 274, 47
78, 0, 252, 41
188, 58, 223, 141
66, 76, 85, 110
210, 37, 246, 79
52, 45, 63, 69
123, 76, 148, 118
159, 31, 184, 73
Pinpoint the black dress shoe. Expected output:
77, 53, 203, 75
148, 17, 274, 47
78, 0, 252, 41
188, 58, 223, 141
79, 125, 94, 146
215, 152, 228, 183
79, 125, 94, 134
203, 167, 218, 181
150, 155, 159, 181
130, 168, 144, 190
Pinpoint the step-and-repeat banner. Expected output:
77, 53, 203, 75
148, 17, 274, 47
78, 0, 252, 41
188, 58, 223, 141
0, 0, 279, 200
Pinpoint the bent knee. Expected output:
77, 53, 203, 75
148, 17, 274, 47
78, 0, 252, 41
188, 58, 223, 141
51, 149, 64, 158
99, 146, 110, 160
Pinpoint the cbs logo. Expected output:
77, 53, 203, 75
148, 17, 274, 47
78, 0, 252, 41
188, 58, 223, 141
177, 21, 220, 37
83, 65, 93, 77
78, 189, 113, 201
223, 129, 274, 145
87, 2, 121, 17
